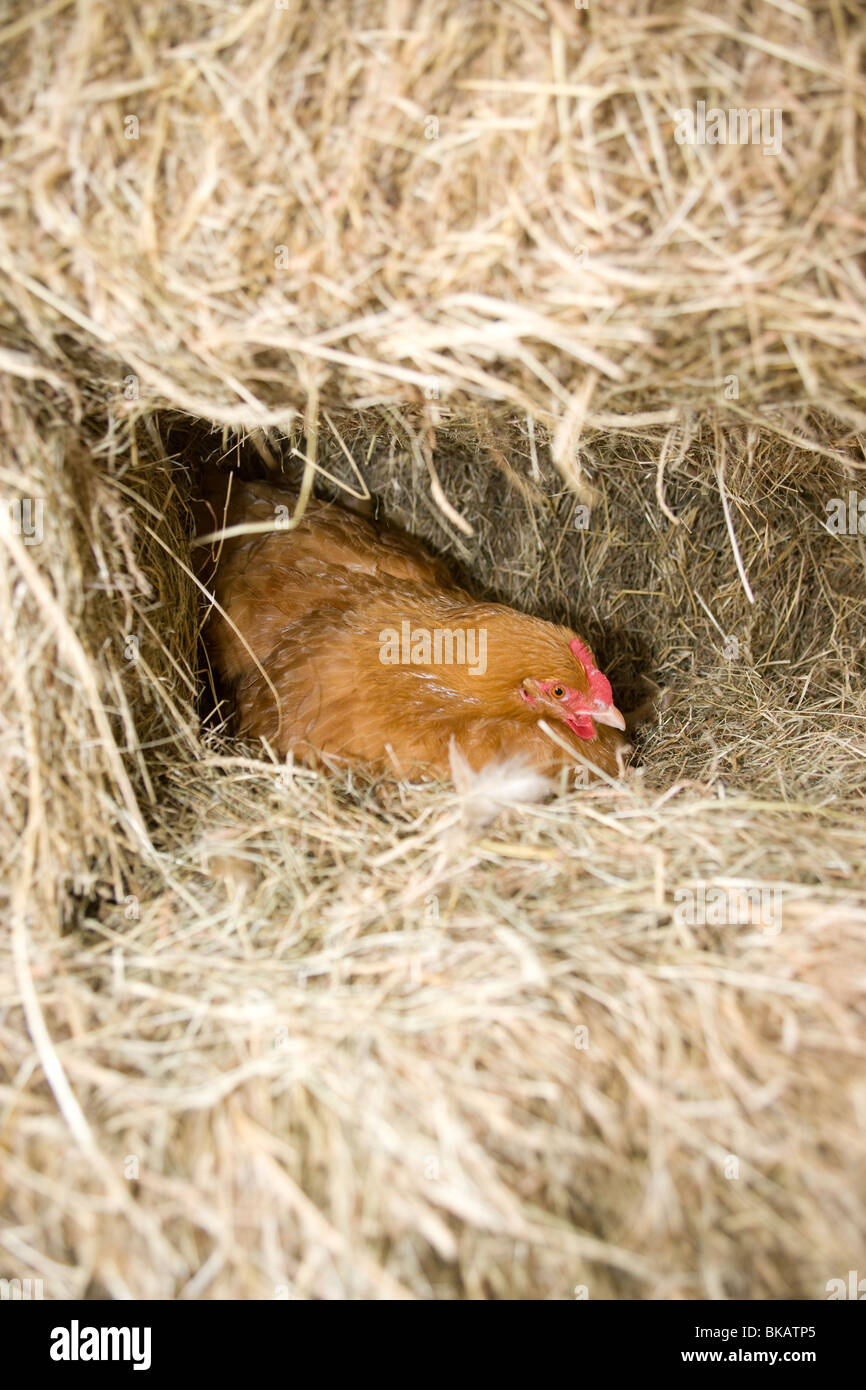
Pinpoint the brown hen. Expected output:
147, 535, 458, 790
192, 473, 627, 782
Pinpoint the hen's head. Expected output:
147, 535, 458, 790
520, 637, 625, 741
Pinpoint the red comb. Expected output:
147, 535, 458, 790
569, 636, 613, 706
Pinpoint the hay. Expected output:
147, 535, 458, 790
1, 0, 865, 1299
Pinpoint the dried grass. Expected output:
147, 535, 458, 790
1, 0, 865, 1299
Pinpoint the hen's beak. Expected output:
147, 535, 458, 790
592, 703, 626, 732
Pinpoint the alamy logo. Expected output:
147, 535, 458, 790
673, 102, 782, 156
379, 621, 487, 676
50, 1320, 151, 1371
825, 492, 866, 535
826, 1270, 866, 1300
0, 1277, 44, 1299
0, 497, 44, 545
674, 884, 781, 935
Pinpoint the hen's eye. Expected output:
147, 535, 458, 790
552, 685, 565, 699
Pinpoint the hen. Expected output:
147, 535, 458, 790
192, 472, 627, 782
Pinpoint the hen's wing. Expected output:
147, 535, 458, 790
195, 475, 460, 589
193, 473, 466, 681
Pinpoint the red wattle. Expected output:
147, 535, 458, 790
566, 712, 596, 740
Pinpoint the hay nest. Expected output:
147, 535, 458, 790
1, 1, 865, 1299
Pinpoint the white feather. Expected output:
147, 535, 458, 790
448, 738, 551, 826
